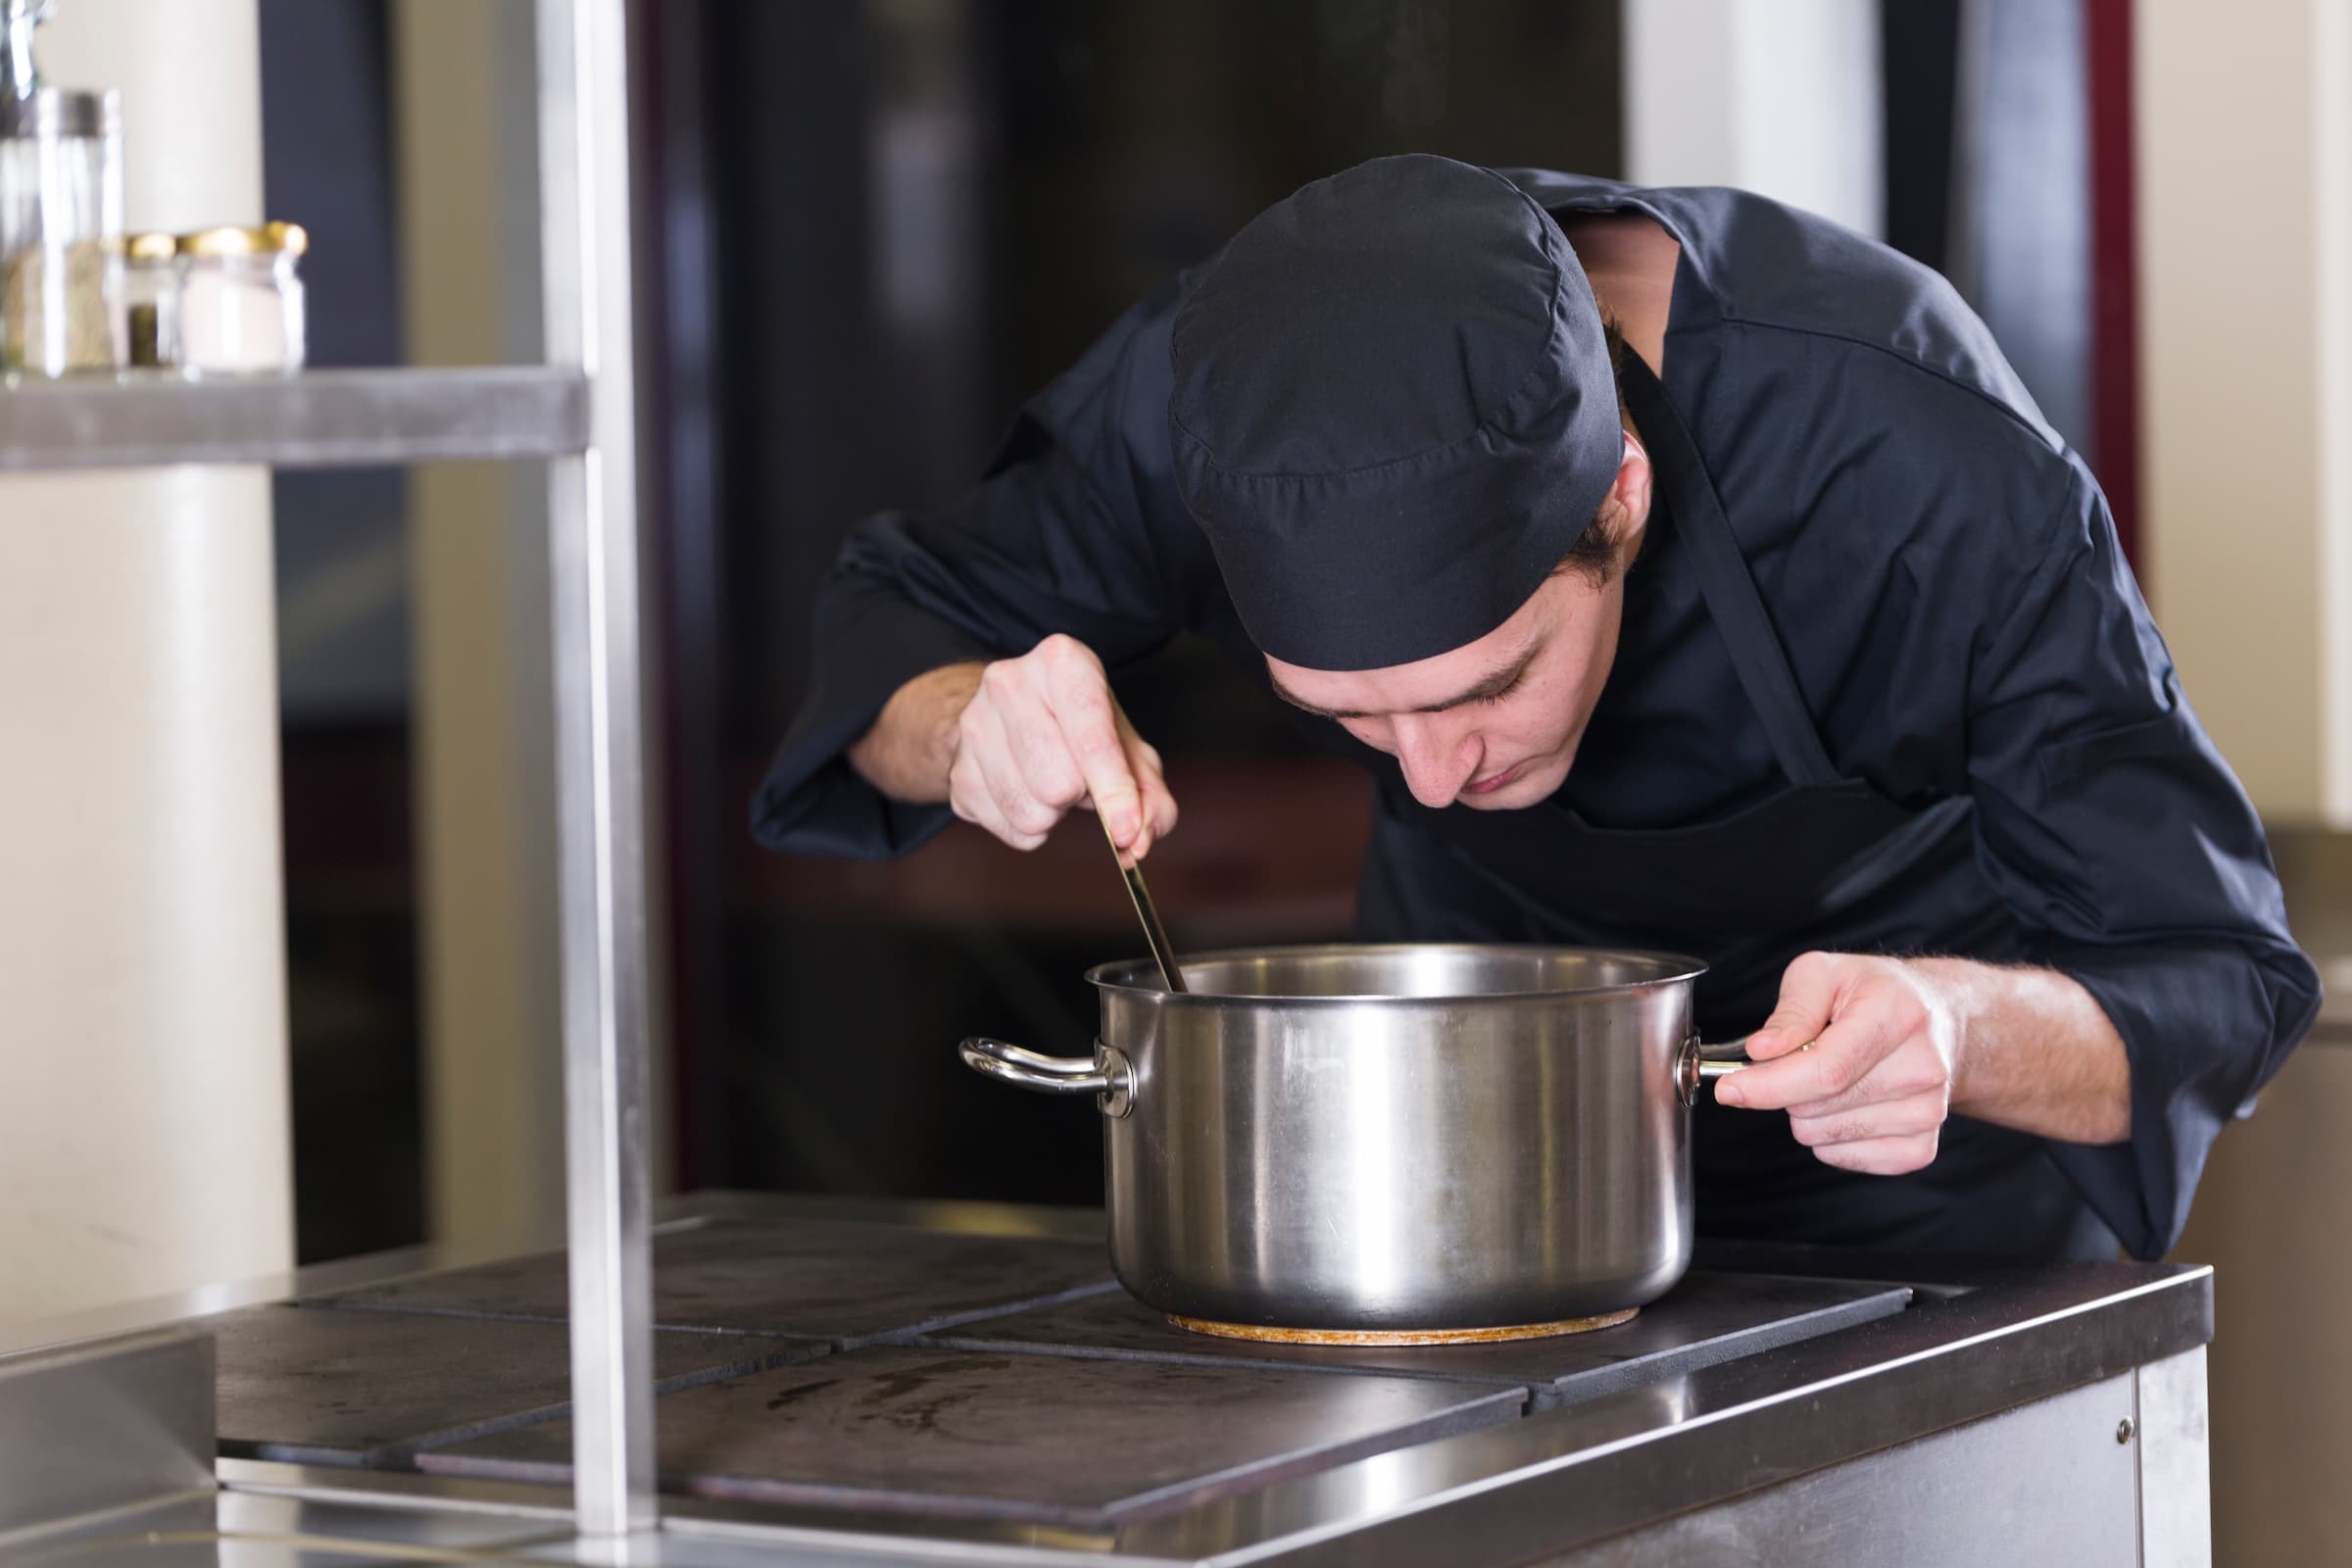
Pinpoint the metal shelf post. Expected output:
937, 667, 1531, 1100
536, 0, 656, 1539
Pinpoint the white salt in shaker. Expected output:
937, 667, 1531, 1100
175, 220, 307, 372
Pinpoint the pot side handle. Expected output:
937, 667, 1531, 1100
958, 1037, 1135, 1119
1676, 1035, 1754, 1108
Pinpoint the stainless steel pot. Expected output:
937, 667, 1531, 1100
957, 944, 1747, 1334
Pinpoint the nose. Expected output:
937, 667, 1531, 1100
1392, 713, 1479, 808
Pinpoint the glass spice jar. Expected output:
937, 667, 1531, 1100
174, 220, 306, 373
122, 229, 174, 367
0, 0, 124, 375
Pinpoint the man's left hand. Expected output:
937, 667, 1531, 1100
1714, 952, 1962, 1176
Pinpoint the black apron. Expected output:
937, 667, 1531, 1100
1352, 352, 2117, 1261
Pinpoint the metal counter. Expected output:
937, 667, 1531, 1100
0, 1192, 2211, 1566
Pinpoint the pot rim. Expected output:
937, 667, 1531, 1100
1085, 941, 1709, 1004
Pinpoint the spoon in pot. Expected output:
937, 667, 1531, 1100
1099, 808, 1187, 993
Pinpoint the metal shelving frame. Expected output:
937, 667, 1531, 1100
0, 367, 590, 468
0, 0, 657, 1541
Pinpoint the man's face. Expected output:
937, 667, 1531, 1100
1265, 564, 1630, 809
1262, 429, 1652, 809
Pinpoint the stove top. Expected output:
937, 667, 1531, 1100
209, 1209, 1915, 1528
2, 1193, 2215, 1568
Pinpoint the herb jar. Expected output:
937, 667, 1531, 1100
175, 220, 307, 373
122, 229, 174, 367
0, 0, 123, 374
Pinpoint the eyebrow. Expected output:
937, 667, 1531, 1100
1268, 646, 1539, 721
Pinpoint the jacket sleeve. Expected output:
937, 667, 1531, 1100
750, 280, 1207, 859
1964, 462, 2322, 1259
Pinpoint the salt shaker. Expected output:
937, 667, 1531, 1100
175, 221, 307, 373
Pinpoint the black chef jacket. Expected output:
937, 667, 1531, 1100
752, 171, 2321, 1263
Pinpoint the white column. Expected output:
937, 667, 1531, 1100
1622, 0, 1884, 239
0, 0, 291, 1322
2137, 0, 2352, 823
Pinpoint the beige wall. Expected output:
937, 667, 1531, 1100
2138, 0, 2352, 821
2145, 6, 2352, 1558
392, 0, 672, 1244
2173, 1030, 2352, 1566
0, 0, 291, 1322
391, 0, 567, 1248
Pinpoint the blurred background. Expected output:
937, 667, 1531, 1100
2, 0, 2347, 1559
266, 0, 2139, 1255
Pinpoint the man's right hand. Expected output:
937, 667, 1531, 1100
847, 635, 1178, 858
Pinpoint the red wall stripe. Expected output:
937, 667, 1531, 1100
2086, 0, 2140, 570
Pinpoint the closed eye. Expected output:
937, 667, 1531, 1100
1472, 668, 1527, 708
1267, 644, 1541, 720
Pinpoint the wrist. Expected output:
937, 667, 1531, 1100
1904, 956, 1983, 1110
921, 665, 980, 779
849, 662, 985, 802
1879, 956, 2132, 1144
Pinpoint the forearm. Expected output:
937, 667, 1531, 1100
846, 662, 985, 803
1916, 956, 2132, 1145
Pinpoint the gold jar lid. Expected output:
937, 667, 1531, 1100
177, 221, 308, 259
125, 231, 176, 263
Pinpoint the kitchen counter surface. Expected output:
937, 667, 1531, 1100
5, 1191, 2212, 1567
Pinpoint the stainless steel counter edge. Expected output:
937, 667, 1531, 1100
213, 1463, 1178, 1568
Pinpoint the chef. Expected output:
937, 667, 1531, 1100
754, 154, 2318, 1262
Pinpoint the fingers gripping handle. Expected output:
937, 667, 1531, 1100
958, 1037, 1135, 1118
1676, 1035, 1754, 1108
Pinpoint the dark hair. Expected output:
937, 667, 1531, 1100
1552, 313, 1633, 583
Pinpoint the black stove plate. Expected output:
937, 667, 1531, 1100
210, 1303, 818, 1466
307, 1217, 1118, 1345
420, 1344, 1525, 1527
920, 1271, 1911, 1410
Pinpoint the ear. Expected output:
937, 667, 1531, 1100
1609, 427, 1655, 557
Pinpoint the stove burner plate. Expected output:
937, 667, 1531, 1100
208, 1303, 816, 1467
928, 1271, 1910, 1410
1166, 1307, 1640, 1345
305, 1217, 1117, 1345
420, 1344, 1526, 1528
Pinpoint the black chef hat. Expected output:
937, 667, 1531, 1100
1167, 154, 1623, 671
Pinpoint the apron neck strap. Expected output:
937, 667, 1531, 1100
1616, 351, 1842, 790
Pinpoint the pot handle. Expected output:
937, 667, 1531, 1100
958, 1037, 1135, 1119
1676, 1035, 1753, 1108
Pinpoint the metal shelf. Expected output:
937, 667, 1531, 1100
0, 0, 651, 1541
0, 366, 589, 470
